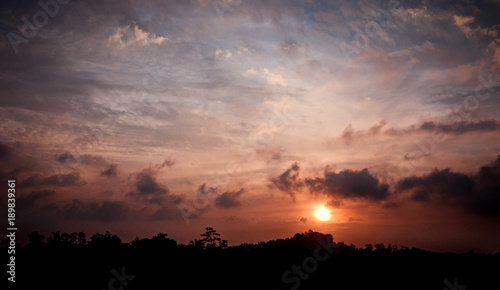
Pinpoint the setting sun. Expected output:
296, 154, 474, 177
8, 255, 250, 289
314, 208, 332, 221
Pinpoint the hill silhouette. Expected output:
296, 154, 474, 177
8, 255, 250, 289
4, 228, 499, 289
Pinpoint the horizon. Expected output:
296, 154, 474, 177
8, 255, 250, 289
1, 0, 500, 256
9, 227, 500, 254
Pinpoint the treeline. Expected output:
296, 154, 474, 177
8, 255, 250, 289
5, 228, 500, 290
21, 228, 433, 253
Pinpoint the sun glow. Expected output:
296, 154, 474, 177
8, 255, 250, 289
314, 208, 332, 221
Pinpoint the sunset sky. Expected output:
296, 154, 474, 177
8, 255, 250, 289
1, 0, 500, 253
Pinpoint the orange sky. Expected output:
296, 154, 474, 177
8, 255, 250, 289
1, 0, 500, 253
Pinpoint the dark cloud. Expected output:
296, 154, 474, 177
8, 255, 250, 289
151, 206, 179, 220
19, 172, 87, 187
198, 183, 219, 196
17, 190, 56, 208
56, 152, 107, 165
0, 142, 13, 161
385, 120, 500, 137
306, 168, 389, 201
271, 162, 303, 197
341, 120, 387, 142
471, 156, 500, 215
127, 164, 171, 204
136, 171, 168, 195
150, 194, 185, 220
215, 188, 245, 208
341, 124, 355, 141
63, 200, 133, 221
419, 120, 499, 135
268, 150, 283, 164
396, 168, 474, 201
396, 156, 500, 215
79, 154, 108, 165
368, 120, 388, 135
56, 152, 77, 163
100, 164, 118, 178
299, 217, 307, 223
326, 199, 344, 208
382, 202, 400, 209
160, 158, 175, 168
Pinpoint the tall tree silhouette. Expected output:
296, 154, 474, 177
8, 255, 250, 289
191, 227, 228, 249
27, 231, 45, 245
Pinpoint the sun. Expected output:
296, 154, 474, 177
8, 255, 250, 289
314, 208, 332, 221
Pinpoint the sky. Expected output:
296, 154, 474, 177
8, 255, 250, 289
0, 0, 499, 253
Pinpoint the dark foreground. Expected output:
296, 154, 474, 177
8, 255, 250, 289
3, 229, 499, 289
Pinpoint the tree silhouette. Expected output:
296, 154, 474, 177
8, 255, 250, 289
375, 242, 386, 250
27, 231, 45, 245
191, 227, 228, 249
14, 229, 500, 290
89, 231, 121, 247
46, 231, 62, 245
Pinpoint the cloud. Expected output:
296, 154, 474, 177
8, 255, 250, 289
127, 159, 177, 203
100, 164, 118, 178
215, 188, 245, 208
267, 150, 283, 164
382, 202, 400, 209
279, 39, 301, 58
151, 205, 179, 220
17, 190, 56, 208
341, 124, 355, 141
150, 195, 185, 220
326, 199, 344, 208
127, 168, 169, 202
198, 183, 219, 196
63, 200, 133, 221
159, 158, 176, 169
260, 68, 287, 86
0, 142, 13, 161
397, 156, 500, 215
341, 120, 387, 142
243, 67, 288, 86
299, 217, 307, 223
306, 168, 390, 201
383, 120, 500, 137
215, 49, 232, 59
473, 156, 500, 215
396, 168, 474, 201
369, 120, 388, 134
271, 162, 303, 197
418, 120, 499, 135
109, 22, 168, 48
242, 68, 259, 78
56, 152, 78, 163
19, 172, 87, 187
56, 152, 107, 165
453, 15, 475, 38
